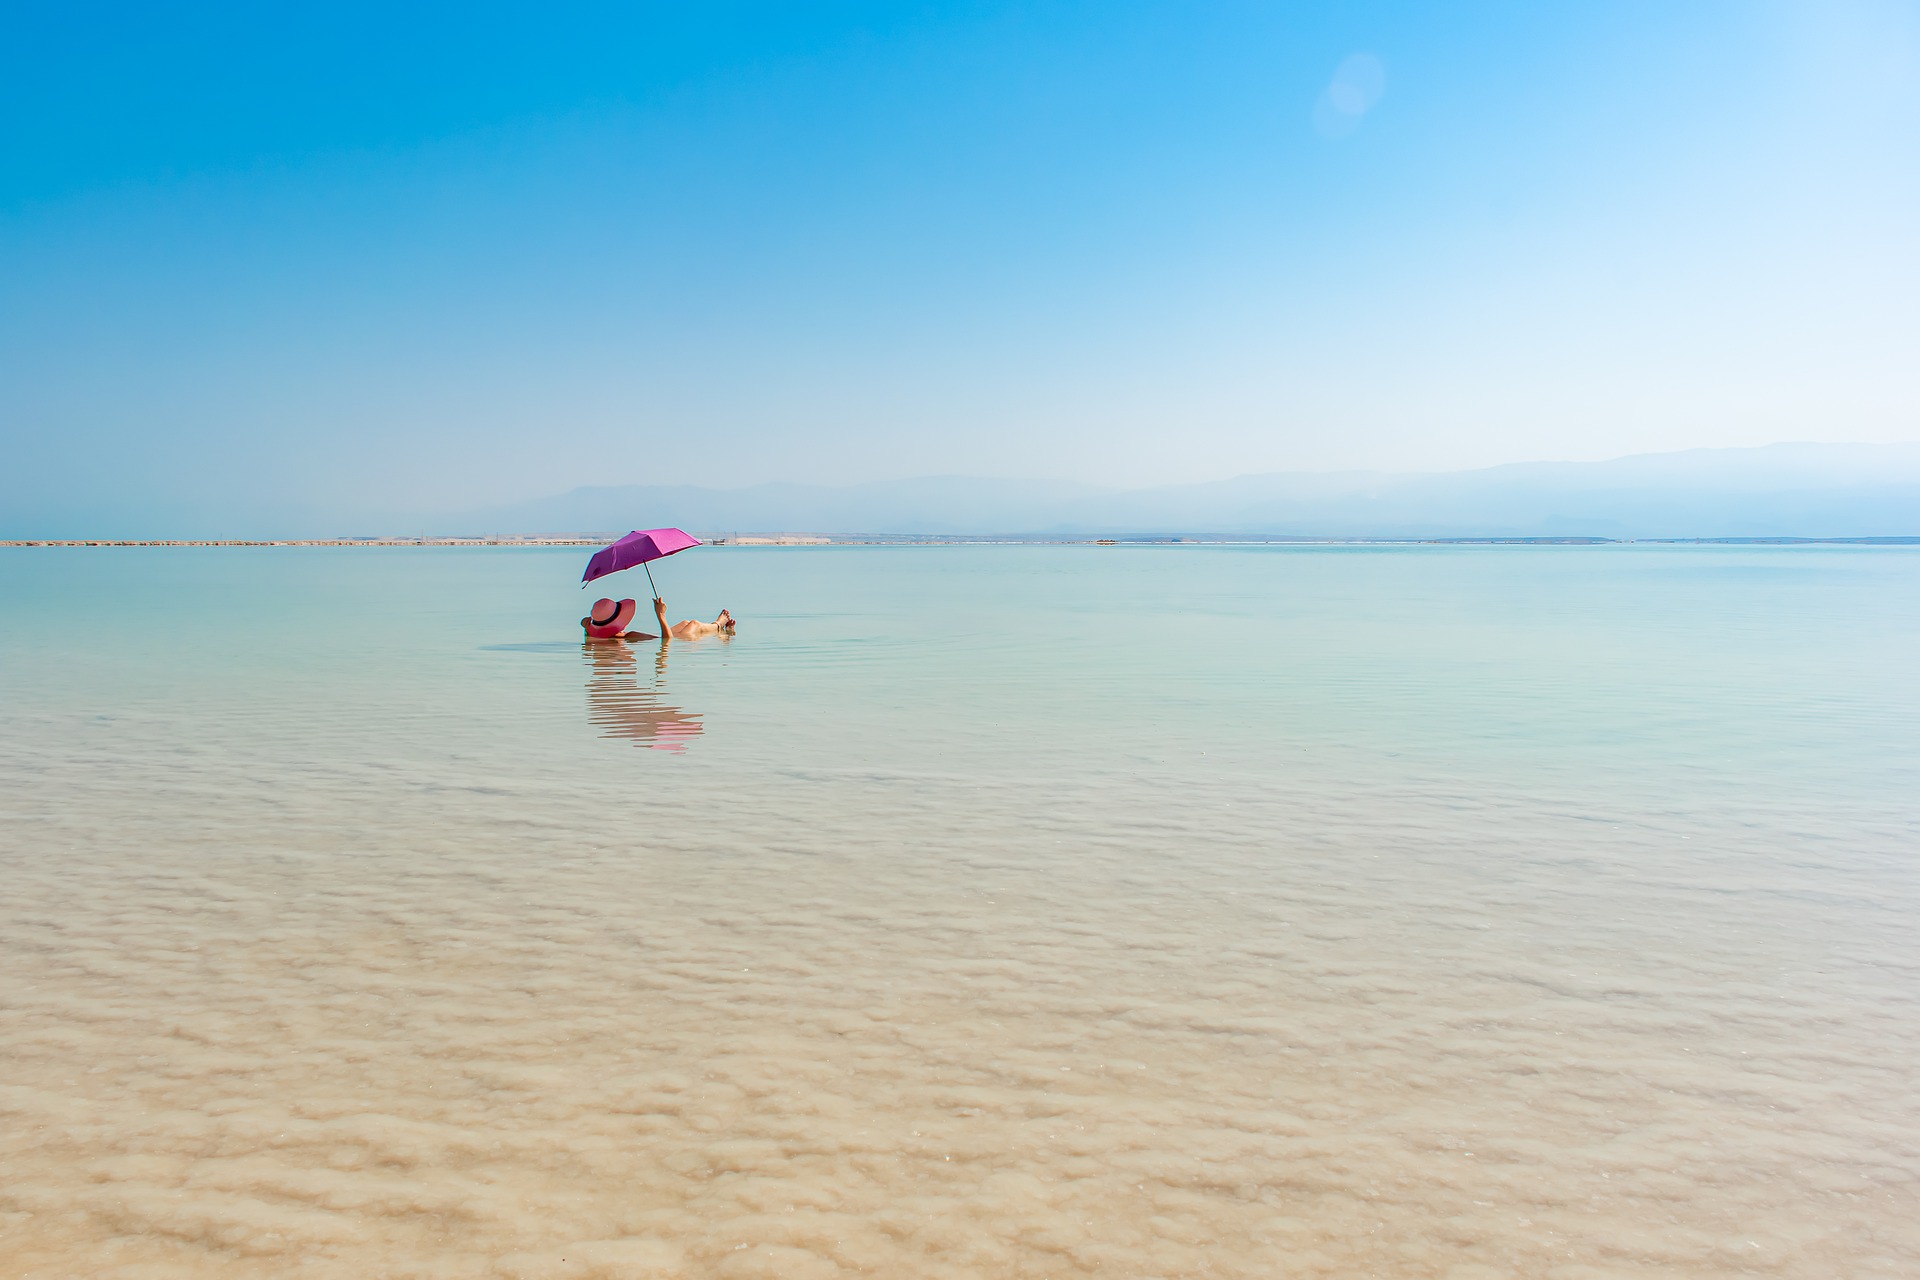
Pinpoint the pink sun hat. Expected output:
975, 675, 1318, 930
584, 597, 638, 638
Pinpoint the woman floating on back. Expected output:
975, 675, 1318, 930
583, 596, 735, 641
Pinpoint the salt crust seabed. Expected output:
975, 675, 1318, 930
2, 724, 1917, 1278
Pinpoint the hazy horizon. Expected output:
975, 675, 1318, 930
10, 439, 1918, 540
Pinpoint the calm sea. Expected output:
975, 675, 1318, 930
2, 544, 1916, 1278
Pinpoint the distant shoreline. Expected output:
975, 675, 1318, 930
6, 535, 1917, 548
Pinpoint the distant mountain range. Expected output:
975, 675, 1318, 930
446, 442, 1920, 539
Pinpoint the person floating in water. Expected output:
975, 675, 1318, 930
582, 596, 734, 641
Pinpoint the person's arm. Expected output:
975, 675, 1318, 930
653, 597, 671, 639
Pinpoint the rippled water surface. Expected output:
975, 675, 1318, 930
2, 544, 1917, 1279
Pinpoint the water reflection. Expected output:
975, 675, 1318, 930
581, 640, 704, 752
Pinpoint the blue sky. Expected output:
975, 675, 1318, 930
3, 1, 1917, 533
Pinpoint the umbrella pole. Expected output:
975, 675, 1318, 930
644, 562, 659, 599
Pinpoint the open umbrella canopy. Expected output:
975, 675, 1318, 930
581, 528, 702, 587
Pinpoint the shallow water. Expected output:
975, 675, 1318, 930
2, 544, 1917, 1279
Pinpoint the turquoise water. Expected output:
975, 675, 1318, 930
2, 544, 1917, 1277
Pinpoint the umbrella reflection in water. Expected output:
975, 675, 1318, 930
582, 641, 703, 752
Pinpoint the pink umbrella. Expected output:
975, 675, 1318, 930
581, 528, 703, 595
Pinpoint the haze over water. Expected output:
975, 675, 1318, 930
2, 544, 1917, 1278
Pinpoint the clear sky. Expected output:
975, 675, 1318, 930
3, 1, 1917, 532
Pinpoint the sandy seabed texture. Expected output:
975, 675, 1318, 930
3, 725, 1917, 1280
